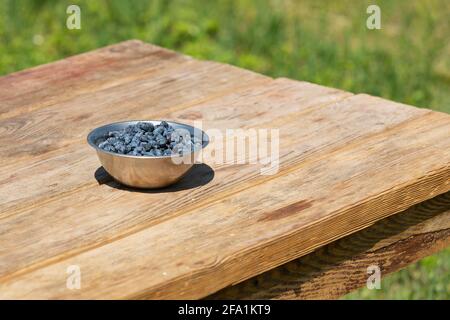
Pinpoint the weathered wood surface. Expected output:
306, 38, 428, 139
0, 40, 449, 299
209, 191, 450, 299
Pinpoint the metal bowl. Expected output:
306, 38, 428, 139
87, 120, 209, 189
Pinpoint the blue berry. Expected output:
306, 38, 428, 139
138, 122, 154, 132
97, 121, 201, 157
143, 150, 155, 156
157, 137, 167, 146
153, 126, 164, 135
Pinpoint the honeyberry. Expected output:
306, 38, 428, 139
98, 121, 202, 157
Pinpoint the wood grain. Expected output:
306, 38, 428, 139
0, 82, 429, 280
0, 40, 190, 120
0, 79, 351, 278
0, 55, 269, 165
0, 40, 449, 299
208, 191, 450, 299
1, 112, 448, 299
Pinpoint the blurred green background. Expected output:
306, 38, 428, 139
0, 0, 448, 299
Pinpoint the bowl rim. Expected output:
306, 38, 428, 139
87, 120, 209, 159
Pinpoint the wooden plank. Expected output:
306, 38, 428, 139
0, 40, 191, 120
1, 77, 432, 215
0, 105, 449, 298
208, 191, 450, 299
0, 79, 348, 214
0, 57, 269, 166
0, 79, 352, 278
0, 81, 430, 281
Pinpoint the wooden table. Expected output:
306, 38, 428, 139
0, 40, 449, 299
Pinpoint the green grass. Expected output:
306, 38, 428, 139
1, 0, 449, 299
345, 247, 450, 300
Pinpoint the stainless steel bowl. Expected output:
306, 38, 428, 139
87, 120, 209, 189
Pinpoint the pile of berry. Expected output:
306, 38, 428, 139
98, 121, 202, 156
